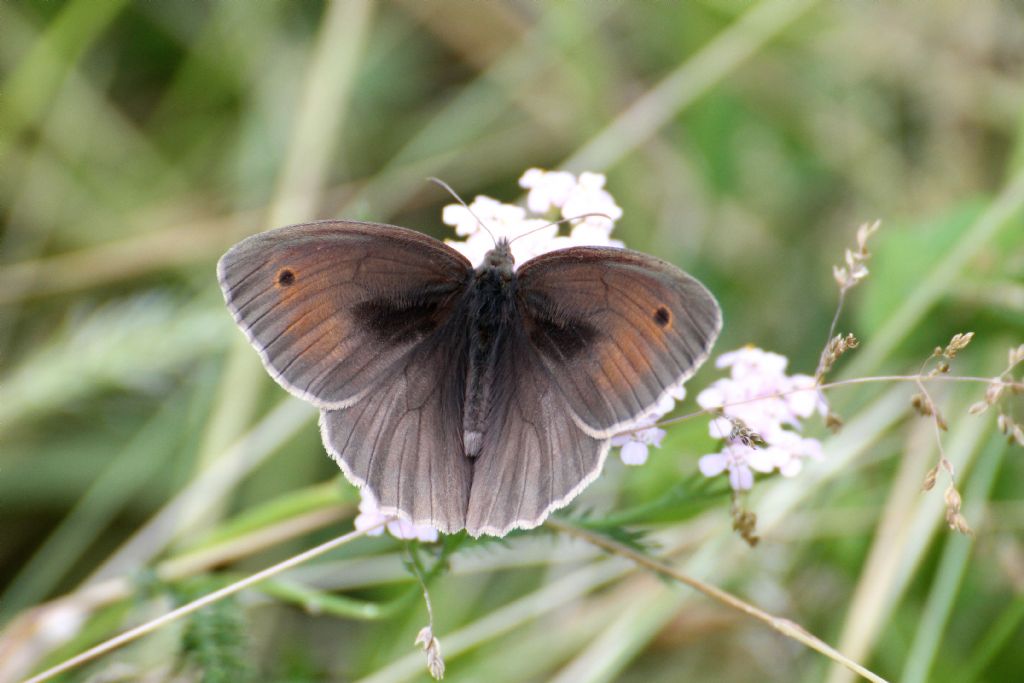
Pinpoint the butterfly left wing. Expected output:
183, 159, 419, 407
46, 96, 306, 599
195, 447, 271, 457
465, 247, 721, 536
320, 302, 473, 534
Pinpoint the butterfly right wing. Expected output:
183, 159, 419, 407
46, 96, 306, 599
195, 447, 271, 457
217, 220, 473, 409
465, 320, 607, 537
514, 246, 721, 437
464, 246, 721, 536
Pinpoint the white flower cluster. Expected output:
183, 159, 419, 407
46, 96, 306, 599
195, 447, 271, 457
442, 168, 623, 268
697, 347, 826, 491
356, 168, 687, 540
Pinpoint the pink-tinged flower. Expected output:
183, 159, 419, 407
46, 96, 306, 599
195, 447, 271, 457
355, 491, 439, 542
763, 430, 824, 477
613, 425, 667, 466
610, 382, 686, 465
697, 346, 826, 490
783, 373, 824, 420
699, 443, 775, 491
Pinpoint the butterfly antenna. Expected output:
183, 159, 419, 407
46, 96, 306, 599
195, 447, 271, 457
507, 212, 613, 245
427, 176, 498, 247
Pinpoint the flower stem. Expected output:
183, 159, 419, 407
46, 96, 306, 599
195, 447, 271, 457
23, 521, 387, 683
545, 518, 889, 683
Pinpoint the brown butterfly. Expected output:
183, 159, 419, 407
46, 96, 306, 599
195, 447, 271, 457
218, 220, 721, 536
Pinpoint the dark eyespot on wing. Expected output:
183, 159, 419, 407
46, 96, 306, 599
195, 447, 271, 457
654, 306, 670, 327
277, 269, 295, 286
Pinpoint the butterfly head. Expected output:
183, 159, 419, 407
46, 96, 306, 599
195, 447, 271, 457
481, 238, 515, 280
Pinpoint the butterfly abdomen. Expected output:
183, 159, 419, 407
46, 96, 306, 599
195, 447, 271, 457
462, 253, 518, 457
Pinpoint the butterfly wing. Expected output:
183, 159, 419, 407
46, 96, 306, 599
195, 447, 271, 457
515, 246, 722, 437
320, 304, 473, 533
217, 220, 473, 409
465, 321, 607, 536
465, 247, 721, 536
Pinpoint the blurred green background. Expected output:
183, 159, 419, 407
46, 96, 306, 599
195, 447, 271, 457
2, 1, 1023, 681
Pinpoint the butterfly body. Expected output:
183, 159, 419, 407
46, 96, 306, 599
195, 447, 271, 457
462, 240, 518, 457
218, 220, 721, 537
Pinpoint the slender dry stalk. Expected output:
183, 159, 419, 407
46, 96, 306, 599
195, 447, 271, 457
21, 523, 385, 683
545, 518, 889, 683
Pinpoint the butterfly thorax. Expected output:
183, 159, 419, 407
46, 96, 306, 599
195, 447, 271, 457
462, 240, 517, 456
480, 239, 515, 280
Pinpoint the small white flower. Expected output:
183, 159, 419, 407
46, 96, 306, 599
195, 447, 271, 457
709, 416, 732, 439
783, 373, 826, 420
716, 346, 789, 378
610, 389, 677, 465
763, 430, 823, 477
355, 491, 439, 542
445, 172, 622, 268
562, 172, 623, 230
699, 443, 773, 491
520, 168, 577, 214
568, 220, 622, 246
619, 441, 650, 466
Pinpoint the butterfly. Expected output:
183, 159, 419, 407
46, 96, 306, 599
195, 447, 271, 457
218, 219, 721, 537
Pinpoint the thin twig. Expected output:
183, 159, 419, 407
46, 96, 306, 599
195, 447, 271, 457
629, 374, 1023, 437
0, 496, 348, 677
405, 545, 436, 633
545, 518, 889, 683
22, 522, 387, 683
818, 288, 849, 377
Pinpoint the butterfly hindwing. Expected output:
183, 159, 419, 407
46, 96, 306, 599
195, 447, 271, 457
320, 305, 473, 533
465, 247, 720, 536
465, 320, 607, 536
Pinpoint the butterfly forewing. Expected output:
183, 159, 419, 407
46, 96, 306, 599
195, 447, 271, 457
515, 247, 722, 437
217, 220, 473, 409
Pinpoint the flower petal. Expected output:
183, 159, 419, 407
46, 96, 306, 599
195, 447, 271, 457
746, 448, 777, 473
699, 453, 728, 477
729, 464, 754, 491
709, 417, 732, 439
620, 441, 649, 466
